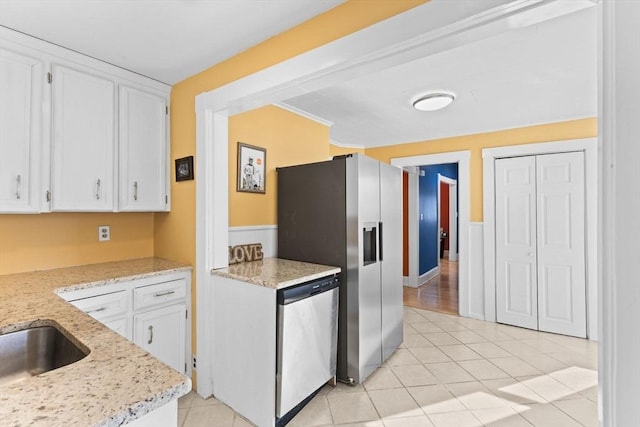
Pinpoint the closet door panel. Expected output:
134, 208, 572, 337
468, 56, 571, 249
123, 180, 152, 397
536, 152, 586, 338
495, 156, 538, 330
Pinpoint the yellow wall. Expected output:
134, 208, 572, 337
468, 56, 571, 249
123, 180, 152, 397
2, 1, 428, 277
329, 144, 366, 158
0, 213, 154, 275
156, 0, 427, 261
229, 106, 330, 226
154, 0, 427, 385
366, 117, 598, 221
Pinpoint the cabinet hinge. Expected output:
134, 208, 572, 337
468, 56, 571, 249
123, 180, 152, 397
184, 362, 187, 373
185, 309, 188, 319
47, 72, 52, 84
46, 190, 51, 202
165, 195, 168, 204
166, 105, 168, 115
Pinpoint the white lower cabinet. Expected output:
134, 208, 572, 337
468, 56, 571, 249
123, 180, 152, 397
60, 271, 191, 375
126, 399, 177, 427
104, 317, 130, 340
67, 289, 131, 339
134, 304, 186, 373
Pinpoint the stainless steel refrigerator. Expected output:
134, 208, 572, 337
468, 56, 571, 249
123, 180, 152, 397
277, 153, 403, 384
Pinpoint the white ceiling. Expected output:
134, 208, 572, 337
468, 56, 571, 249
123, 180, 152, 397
0, 1, 597, 148
0, 0, 345, 84
281, 6, 598, 148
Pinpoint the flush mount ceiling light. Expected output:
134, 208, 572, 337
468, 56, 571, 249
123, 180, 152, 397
412, 93, 455, 111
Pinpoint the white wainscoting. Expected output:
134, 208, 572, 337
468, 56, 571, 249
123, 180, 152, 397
468, 222, 485, 320
228, 225, 278, 258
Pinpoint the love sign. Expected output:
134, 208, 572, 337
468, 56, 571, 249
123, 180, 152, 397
228, 243, 264, 264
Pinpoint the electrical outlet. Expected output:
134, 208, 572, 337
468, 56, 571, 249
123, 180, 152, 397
192, 354, 197, 370
98, 225, 110, 241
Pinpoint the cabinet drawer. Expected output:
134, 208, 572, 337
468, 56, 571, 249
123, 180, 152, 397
134, 279, 186, 310
70, 290, 128, 320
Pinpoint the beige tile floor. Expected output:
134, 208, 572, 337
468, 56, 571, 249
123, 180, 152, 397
178, 307, 598, 427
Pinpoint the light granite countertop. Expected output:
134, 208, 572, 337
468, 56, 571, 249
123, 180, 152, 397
0, 257, 192, 427
212, 257, 340, 289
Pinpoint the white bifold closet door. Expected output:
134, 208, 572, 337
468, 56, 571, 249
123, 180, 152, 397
495, 152, 586, 338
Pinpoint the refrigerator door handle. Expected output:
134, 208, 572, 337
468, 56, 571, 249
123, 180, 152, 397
378, 222, 383, 261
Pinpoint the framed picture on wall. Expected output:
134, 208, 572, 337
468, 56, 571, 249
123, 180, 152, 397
237, 142, 266, 194
175, 156, 194, 181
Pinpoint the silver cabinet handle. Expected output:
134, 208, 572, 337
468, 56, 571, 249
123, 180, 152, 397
96, 179, 101, 200
154, 290, 175, 297
133, 181, 138, 201
15, 175, 21, 199
87, 306, 107, 314
148, 325, 154, 344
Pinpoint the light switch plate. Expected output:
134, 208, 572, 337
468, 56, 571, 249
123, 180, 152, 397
98, 225, 110, 241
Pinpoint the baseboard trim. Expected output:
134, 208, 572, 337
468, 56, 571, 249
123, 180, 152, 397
419, 266, 440, 286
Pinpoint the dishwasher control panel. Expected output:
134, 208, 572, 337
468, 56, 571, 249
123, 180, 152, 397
277, 274, 339, 305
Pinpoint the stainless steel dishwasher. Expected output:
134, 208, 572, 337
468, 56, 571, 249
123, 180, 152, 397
276, 274, 339, 422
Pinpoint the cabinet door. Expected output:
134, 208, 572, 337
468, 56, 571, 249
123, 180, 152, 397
0, 47, 43, 213
51, 63, 115, 211
119, 85, 168, 211
103, 317, 131, 340
134, 304, 186, 373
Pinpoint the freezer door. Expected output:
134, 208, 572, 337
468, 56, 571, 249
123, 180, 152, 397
379, 161, 404, 361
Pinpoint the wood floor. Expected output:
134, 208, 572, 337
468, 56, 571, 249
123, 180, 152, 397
403, 258, 459, 315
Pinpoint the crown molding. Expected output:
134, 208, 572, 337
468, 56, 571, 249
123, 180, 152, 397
273, 102, 333, 127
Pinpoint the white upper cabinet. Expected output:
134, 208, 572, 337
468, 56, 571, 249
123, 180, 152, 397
50, 63, 116, 211
0, 47, 44, 213
0, 27, 171, 214
119, 85, 168, 211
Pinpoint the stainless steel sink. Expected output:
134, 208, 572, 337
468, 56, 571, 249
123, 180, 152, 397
0, 325, 89, 386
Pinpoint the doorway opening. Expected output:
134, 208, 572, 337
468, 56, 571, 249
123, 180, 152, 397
404, 257, 459, 315
402, 163, 459, 316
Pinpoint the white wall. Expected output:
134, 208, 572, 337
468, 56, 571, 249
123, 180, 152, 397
601, 2, 640, 425
404, 168, 420, 288
228, 225, 278, 258
468, 223, 484, 320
